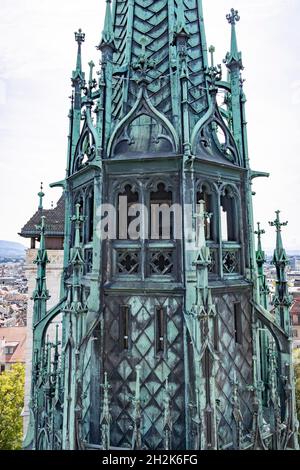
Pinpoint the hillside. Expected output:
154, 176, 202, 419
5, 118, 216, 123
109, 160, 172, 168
0, 240, 26, 260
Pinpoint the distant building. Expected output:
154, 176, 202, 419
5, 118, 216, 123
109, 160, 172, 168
19, 186, 65, 438
290, 257, 300, 272
0, 276, 17, 286
0, 326, 27, 372
291, 288, 300, 348
20, 192, 65, 250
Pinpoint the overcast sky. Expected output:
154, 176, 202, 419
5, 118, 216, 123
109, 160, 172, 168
0, 0, 299, 251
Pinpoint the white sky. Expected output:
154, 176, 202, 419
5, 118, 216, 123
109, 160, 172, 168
0, 0, 299, 251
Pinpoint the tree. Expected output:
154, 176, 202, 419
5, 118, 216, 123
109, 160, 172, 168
0, 363, 25, 450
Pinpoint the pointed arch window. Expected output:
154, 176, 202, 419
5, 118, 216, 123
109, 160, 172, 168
85, 188, 94, 243
117, 184, 139, 240
220, 187, 239, 242
150, 182, 173, 240
196, 183, 216, 241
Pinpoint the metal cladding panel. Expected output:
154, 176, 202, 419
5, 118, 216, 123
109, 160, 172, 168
103, 294, 186, 449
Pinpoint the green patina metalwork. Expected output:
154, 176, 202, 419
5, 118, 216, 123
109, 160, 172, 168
24, 0, 299, 450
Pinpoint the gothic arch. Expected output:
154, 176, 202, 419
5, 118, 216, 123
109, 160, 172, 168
146, 177, 174, 194
191, 97, 241, 166
111, 179, 141, 201
195, 179, 218, 241
37, 429, 50, 450
219, 184, 241, 243
107, 87, 180, 157
73, 114, 98, 173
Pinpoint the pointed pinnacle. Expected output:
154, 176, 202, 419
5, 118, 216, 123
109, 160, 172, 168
88, 60, 95, 88
73, 29, 85, 79
225, 9, 243, 69
38, 182, 45, 210
39, 216, 46, 251
209, 45, 215, 67
254, 222, 265, 250
269, 210, 288, 233
176, 0, 190, 37
99, 0, 115, 49
269, 210, 288, 256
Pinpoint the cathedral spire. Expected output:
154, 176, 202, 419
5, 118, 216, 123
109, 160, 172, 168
65, 203, 85, 314
269, 211, 292, 333
98, 0, 115, 51
225, 8, 242, 69
73, 29, 85, 83
71, 29, 86, 170
270, 210, 288, 260
255, 223, 269, 309
32, 216, 50, 324
224, 8, 244, 164
38, 182, 45, 211
175, 0, 190, 37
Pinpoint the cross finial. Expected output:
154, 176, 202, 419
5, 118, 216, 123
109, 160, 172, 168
254, 222, 265, 238
226, 8, 240, 26
209, 45, 215, 67
269, 210, 288, 233
75, 28, 85, 45
71, 204, 85, 251
71, 203, 84, 225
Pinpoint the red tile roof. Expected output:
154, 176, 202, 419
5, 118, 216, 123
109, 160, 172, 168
0, 327, 27, 363
19, 196, 65, 238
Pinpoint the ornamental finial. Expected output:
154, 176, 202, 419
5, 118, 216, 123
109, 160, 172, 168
132, 36, 156, 84
73, 29, 85, 85
269, 210, 288, 233
35, 215, 47, 251
225, 8, 243, 69
254, 222, 265, 249
209, 45, 215, 67
71, 203, 85, 248
74, 28, 85, 46
255, 222, 265, 237
38, 182, 45, 210
269, 210, 288, 261
226, 8, 240, 26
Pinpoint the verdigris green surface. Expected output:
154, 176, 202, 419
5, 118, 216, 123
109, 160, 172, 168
24, 0, 299, 450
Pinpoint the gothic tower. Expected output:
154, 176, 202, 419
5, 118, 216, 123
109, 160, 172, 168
24, 0, 298, 450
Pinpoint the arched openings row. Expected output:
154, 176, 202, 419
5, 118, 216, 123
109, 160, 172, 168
112, 180, 178, 281
115, 181, 175, 242
196, 180, 242, 277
